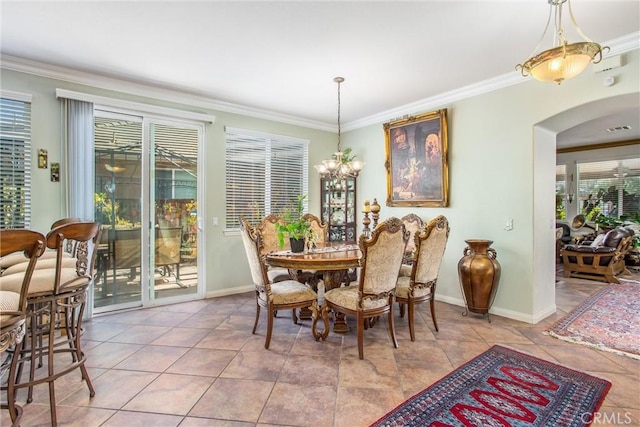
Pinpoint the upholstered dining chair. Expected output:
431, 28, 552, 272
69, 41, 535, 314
324, 217, 409, 359
240, 217, 317, 349
1, 221, 101, 426
395, 215, 449, 341
301, 213, 328, 246
256, 214, 292, 283
398, 213, 425, 278
0, 229, 46, 426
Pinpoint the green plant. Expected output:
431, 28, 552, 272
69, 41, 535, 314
275, 194, 311, 248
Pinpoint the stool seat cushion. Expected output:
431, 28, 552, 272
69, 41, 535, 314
2, 257, 77, 276
0, 268, 86, 295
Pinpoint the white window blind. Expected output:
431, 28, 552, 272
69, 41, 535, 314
225, 128, 309, 230
577, 158, 640, 219
0, 96, 32, 229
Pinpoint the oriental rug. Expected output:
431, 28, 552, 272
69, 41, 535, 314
371, 345, 610, 427
546, 279, 640, 360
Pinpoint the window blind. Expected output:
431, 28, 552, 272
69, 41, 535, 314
577, 158, 640, 218
0, 96, 32, 229
225, 129, 309, 230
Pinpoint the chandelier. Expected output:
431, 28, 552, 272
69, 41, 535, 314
314, 77, 364, 179
516, 0, 608, 84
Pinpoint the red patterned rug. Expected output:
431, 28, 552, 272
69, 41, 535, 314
371, 345, 610, 427
546, 279, 640, 360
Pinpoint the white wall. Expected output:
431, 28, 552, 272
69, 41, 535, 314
343, 49, 640, 323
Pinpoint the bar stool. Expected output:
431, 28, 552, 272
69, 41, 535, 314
0, 229, 46, 426
10, 221, 101, 426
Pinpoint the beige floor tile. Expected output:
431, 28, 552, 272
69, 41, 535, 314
219, 350, 286, 381
101, 410, 184, 426
259, 383, 336, 426
166, 347, 237, 376
123, 373, 214, 415
188, 378, 273, 422
114, 344, 189, 371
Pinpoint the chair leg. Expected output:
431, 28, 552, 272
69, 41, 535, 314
407, 299, 416, 342
388, 304, 398, 349
252, 303, 261, 334
429, 298, 439, 332
357, 312, 365, 360
292, 309, 298, 324
5, 339, 25, 426
265, 307, 274, 349
398, 302, 405, 318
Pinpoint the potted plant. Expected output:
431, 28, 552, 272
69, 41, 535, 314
275, 194, 311, 252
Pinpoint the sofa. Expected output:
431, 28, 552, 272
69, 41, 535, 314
561, 227, 635, 283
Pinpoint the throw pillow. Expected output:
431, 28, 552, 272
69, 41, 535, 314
590, 233, 606, 247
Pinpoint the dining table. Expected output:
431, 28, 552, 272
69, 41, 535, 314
265, 242, 361, 340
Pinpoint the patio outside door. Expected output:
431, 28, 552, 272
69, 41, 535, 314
93, 112, 202, 313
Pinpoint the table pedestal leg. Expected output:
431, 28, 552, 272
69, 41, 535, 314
332, 312, 349, 333
311, 301, 329, 341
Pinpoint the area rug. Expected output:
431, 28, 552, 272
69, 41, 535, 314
545, 279, 640, 360
371, 345, 610, 427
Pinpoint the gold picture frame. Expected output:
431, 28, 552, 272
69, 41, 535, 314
384, 109, 449, 207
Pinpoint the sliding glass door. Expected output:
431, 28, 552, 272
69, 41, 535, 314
93, 111, 202, 313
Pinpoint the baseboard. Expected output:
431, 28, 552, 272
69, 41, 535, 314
205, 285, 254, 299
435, 295, 555, 324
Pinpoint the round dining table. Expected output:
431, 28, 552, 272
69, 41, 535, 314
265, 243, 361, 339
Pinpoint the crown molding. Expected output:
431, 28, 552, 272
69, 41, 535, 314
2, 32, 637, 133
0, 54, 336, 132
345, 32, 640, 132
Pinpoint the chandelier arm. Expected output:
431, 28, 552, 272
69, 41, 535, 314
566, 0, 595, 43
520, 2, 554, 67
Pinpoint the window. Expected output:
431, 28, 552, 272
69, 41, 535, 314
555, 164, 567, 220
577, 158, 640, 220
0, 94, 32, 229
225, 127, 309, 230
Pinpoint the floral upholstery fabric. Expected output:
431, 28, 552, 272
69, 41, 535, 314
413, 224, 448, 285
326, 217, 407, 312
324, 285, 388, 310
398, 263, 412, 278
239, 221, 268, 288
395, 276, 432, 299
258, 280, 316, 305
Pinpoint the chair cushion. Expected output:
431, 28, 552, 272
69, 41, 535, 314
589, 233, 606, 247
2, 257, 77, 276
0, 290, 20, 312
0, 268, 86, 295
258, 280, 316, 305
395, 276, 432, 299
324, 285, 389, 311
602, 228, 628, 248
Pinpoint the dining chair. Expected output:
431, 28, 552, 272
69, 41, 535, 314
324, 217, 409, 359
2, 221, 101, 426
301, 213, 328, 246
240, 217, 317, 349
0, 230, 46, 426
398, 213, 425, 277
256, 214, 292, 282
395, 215, 449, 341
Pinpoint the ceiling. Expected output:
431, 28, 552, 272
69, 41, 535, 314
1, 1, 639, 147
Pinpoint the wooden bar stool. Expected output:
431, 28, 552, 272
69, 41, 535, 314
0, 230, 46, 426
6, 222, 100, 426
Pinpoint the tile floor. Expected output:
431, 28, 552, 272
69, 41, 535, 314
3, 272, 639, 426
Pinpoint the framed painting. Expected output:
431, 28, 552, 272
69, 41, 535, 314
384, 109, 449, 207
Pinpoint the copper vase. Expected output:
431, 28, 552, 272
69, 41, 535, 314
458, 239, 501, 322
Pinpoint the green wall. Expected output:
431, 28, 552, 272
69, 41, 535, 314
2, 48, 638, 322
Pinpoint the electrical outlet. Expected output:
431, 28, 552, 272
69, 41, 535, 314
212, 217, 218, 226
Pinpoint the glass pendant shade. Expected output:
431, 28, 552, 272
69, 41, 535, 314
516, 0, 607, 84
524, 42, 603, 84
